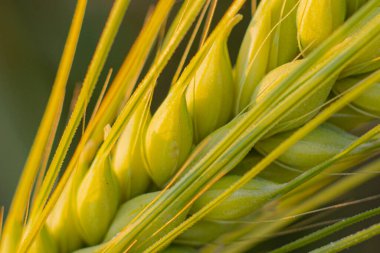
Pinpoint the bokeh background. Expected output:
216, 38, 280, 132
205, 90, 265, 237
0, 0, 379, 251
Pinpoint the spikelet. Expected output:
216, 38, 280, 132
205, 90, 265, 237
235, 0, 300, 113
251, 60, 334, 136
144, 85, 193, 188
267, 0, 299, 71
45, 140, 97, 252
190, 175, 280, 220
112, 95, 151, 200
255, 123, 357, 169
76, 156, 120, 245
297, 0, 346, 54
235, 1, 272, 113
333, 74, 380, 116
185, 20, 235, 143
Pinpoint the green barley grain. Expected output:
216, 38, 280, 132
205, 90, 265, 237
185, 22, 235, 143
76, 157, 120, 245
144, 85, 193, 187
297, 0, 346, 54
112, 97, 151, 200
256, 123, 357, 169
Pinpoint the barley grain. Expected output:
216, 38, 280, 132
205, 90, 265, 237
112, 96, 151, 200
251, 60, 335, 136
297, 0, 346, 54
76, 157, 120, 244
185, 24, 235, 143
256, 123, 357, 169
144, 86, 193, 188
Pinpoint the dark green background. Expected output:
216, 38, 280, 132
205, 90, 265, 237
0, 0, 379, 251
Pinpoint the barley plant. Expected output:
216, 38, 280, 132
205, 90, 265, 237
2, 0, 380, 252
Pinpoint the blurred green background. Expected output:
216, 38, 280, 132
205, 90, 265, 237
0, 0, 379, 251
